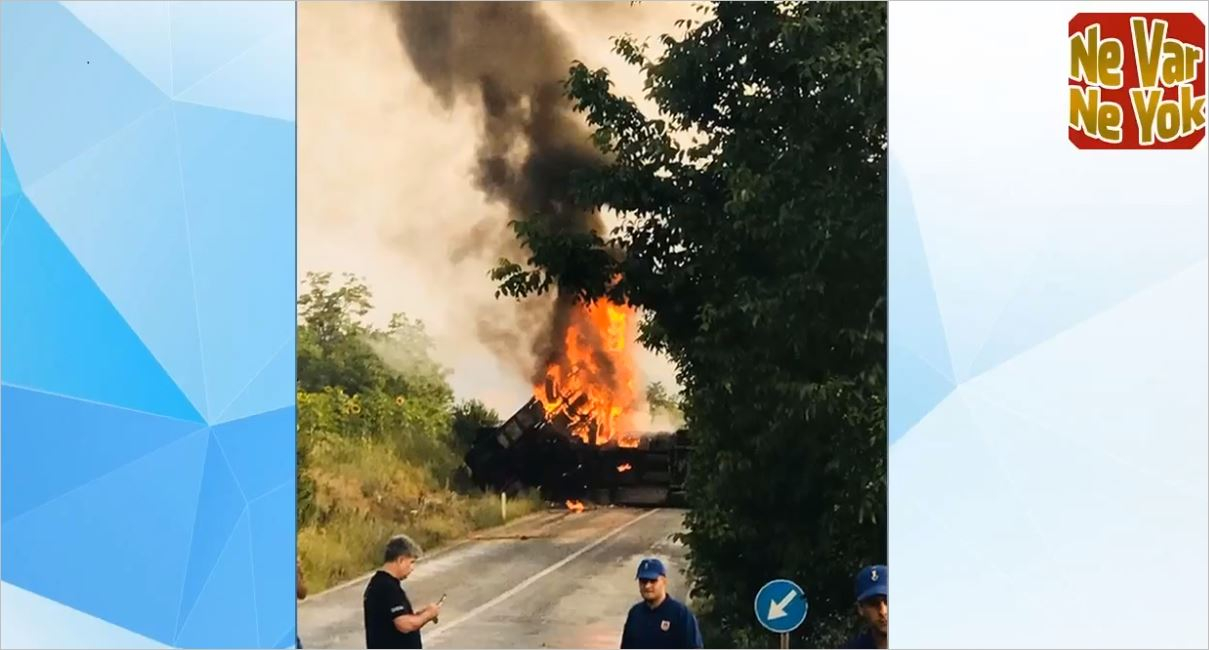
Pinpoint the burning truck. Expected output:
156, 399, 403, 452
463, 382, 691, 507
463, 300, 690, 507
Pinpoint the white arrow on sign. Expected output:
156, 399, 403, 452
767, 589, 797, 620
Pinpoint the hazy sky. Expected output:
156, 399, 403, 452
297, 2, 695, 417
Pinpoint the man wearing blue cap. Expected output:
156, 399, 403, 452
619, 558, 704, 649
845, 564, 888, 649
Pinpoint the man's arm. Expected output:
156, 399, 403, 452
392, 603, 439, 634
619, 610, 635, 649
684, 609, 704, 649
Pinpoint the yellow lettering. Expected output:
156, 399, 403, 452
1132, 85, 1207, 144
1179, 84, 1207, 135
1132, 88, 1160, 144
1161, 41, 1185, 85
1156, 100, 1181, 141
1165, 42, 1205, 86
1070, 86, 1095, 130
1132, 17, 1167, 88
1186, 45, 1205, 81
1070, 24, 1124, 87
1071, 86, 1123, 142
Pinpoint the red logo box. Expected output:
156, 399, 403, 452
1069, 13, 1207, 149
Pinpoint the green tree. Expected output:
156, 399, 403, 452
372, 313, 455, 407
297, 272, 388, 394
297, 272, 453, 405
645, 381, 684, 425
296, 273, 464, 516
491, 3, 886, 646
451, 399, 502, 453
297, 392, 318, 528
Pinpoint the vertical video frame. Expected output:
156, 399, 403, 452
296, 2, 887, 649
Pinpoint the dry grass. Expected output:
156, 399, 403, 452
298, 433, 543, 594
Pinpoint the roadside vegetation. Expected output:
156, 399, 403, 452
295, 272, 542, 594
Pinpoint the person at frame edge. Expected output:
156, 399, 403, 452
845, 564, 888, 649
296, 558, 307, 649
620, 557, 704, 649
363, 534, 443, 649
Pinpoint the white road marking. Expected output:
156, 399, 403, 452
423, 508, 662, 643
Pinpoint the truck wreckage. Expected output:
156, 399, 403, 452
464, 376, 691, 507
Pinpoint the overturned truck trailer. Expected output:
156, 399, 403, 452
464, 393, 690, 507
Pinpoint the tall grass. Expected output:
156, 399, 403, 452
297, 428, 542, 594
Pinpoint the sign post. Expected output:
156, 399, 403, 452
754, 579, 808, 649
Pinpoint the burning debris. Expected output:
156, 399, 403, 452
565, 500, 586, 513
530, 331, 646, 456
534, 299, 642, 448
464, 382, 690, 507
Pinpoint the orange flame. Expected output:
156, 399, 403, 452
617, 463, 633, 473
534, 298, 641, 448
565, 500, 585, 513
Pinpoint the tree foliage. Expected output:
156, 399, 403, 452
296, 272, 464, 524
491, 3, 887, 646
451, 399, 502, 454
645, 381, 684, 425
295, 274, 549, 593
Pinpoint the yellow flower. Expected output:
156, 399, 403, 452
395, 396, 406, 406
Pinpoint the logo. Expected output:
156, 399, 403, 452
1069, 13, 1207, 149
870, 569, 879, 582
660, 620, 671, 632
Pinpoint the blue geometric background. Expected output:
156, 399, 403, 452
887, 3, 1207, 648
1, 2, 296, 648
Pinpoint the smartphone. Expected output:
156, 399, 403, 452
432, 593, 447, 625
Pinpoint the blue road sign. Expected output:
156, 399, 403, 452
754, 579, 808, 634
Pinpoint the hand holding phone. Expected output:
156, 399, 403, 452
432, 594, 446, 624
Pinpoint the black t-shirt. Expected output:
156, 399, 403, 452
620, 596, 704, 649
363, 570, 422, 649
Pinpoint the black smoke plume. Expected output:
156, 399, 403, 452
390, 2, 618, 390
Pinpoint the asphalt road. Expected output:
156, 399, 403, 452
297, 506, 691, 649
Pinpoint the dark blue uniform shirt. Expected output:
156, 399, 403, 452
620, 596, 704, 649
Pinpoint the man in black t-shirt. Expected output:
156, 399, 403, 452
363, 534, 442, 649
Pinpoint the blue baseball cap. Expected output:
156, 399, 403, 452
636, 558, 666, 580
855, 564, 888, 602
